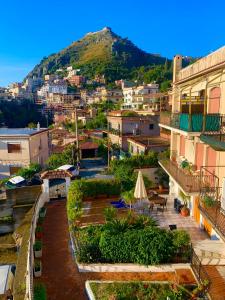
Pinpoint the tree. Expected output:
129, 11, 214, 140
47, 144, 76, 169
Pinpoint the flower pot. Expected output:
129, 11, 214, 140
39, 208, 46, 218
158, 184, 163, 192
181, 207, 190, 217
34, 262, 42, 277
34, 249, 42, 258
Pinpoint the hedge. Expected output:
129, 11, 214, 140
67, 178, 121, 222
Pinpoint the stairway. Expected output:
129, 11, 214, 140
194, 240, 225, 265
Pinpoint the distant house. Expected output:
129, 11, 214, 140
127, 136, 169, 155
122, 83, 159, 110
0, 127, 49, 178
106, 110, 160, 151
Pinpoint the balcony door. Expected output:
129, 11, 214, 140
208, 87, 220, 114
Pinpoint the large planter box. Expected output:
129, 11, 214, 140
34, 262, 42, 278
34, 249, 42, 258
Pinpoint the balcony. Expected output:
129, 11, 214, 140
160, 112, 222, 134
199, 167, 225, 240
108, 128, 141, 136
159, 155, 201, 194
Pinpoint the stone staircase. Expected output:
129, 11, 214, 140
194, 240, 225, 265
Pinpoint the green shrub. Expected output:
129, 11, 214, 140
202, 195, 216, 207
33, 240, 42, 251
172, 230, 190, 248
67, 178, 121, 222
76, 214, 181, 265
103, 207, 117, 222
34, 283, 47, 300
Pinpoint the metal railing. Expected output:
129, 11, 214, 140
191, 247, 210, 298
159, 152, 201, 193
199, 166, 225, 239
160, 112, 225, 133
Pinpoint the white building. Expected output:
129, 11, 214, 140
122, 83, 159, 110
37, 82, 68, 98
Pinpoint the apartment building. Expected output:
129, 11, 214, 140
67, 75, 86, 87
122, 83, 159, 110
0, 127, 49, 178
107, 110, 160, 151
159, 47, 225, 241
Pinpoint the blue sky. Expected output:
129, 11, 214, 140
0, 0, 225, 86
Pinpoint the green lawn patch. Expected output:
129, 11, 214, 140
89, 282, 197, 300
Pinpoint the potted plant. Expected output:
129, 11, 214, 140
34, 260, 42, 277
202, 195, 215, 208
33, 240, 42, 258
35, 226, 43, 239
122, 189, 135, 211
179, 190, 190, 217
39, 207, 47, 218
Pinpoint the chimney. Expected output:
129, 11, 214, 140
37, 122, 40, 131
173, 55, 182, 83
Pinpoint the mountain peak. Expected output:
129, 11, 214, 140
26, 28, 168, 82
85, 26, 114, 37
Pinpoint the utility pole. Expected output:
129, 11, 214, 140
74, 107, 80, 162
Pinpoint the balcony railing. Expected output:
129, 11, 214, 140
199, 166, 225, 239
160, 112, 223, 133
108, 128, 141, 136
159, 157, 201, 194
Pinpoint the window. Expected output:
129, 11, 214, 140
7, 143, 21, 153
9, 166, 21, 175
149, 124, 154, 130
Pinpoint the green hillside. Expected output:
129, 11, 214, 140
26, 27, 170, 83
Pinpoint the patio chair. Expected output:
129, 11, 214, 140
148, 203, 154, 212
156, 205, 164, 214
110, 198, 124, 205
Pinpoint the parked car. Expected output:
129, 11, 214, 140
5, 176, 27, 189
57, 165, 79, 179
0, 264, 16, 297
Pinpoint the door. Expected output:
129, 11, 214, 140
203, 218, 212, 236
208, 87, 220, 114
193, 196, 200, 224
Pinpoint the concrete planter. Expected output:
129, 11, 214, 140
34, 249, 42, 258
34, 262, 42, 278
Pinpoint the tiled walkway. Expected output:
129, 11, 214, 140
37, 199, 196, 300
149, 196, 208, 244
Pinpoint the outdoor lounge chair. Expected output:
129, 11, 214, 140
110, 198, 124, 205
111, 201, 130, 209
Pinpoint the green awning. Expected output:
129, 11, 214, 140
200, 134, 225, 151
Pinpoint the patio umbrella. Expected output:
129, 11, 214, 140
134, 171, 148, 207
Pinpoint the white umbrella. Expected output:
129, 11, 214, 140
134, 170, 148, 201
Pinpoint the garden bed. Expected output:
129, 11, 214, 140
86, 281, 198, 300
73, 213, 191, 266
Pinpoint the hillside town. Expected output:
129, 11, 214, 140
1, 24, 225, 300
